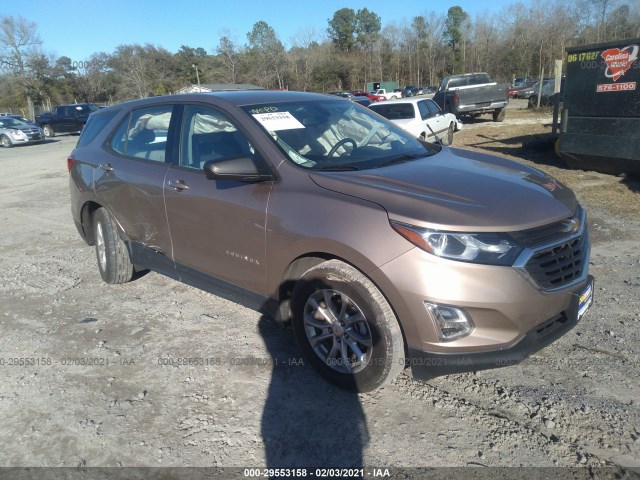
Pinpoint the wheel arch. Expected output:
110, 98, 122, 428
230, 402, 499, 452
274, 252, 410, 361
80, 201, 129, 246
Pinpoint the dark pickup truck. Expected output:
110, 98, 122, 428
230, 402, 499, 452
36, 103, 99, 137
433, 73, 509, 122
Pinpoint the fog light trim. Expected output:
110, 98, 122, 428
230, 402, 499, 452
424, 302, 473, 342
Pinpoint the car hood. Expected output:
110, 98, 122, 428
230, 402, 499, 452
309, 147, 577, 231
5, 125, 38, 132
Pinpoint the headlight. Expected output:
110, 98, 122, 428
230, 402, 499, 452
8, 130, 26, 139
391, 220, 522, 266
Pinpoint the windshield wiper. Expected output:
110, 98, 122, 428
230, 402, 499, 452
316, 164, 360, 171
379, 153, 424, 167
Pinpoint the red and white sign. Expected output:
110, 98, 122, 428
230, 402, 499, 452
596, 82, 637, 92
601, 45, 639, 81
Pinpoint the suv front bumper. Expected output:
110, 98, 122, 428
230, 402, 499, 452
408, 275, 594, 380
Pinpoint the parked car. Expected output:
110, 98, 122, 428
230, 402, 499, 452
35, 103, 99, 137
368, 97, 461, 145
433, 72, 509, 121
402, 85, 417, 97
507, 80, 536, 98
7, 114, 33, 124
371, 89, 400, 100
329, 92, 352, 99
514, 82, 537, 99
0, 116, 44, 147
402, 85, 424, 97
528, 78, 564, 108
351, 96, 372, 107
69, 91, 593, 392
352, 91, 385, 102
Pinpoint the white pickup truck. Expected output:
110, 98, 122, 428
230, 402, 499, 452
372, 89, 401, 100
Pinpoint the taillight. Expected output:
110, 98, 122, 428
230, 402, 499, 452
67, 156, 75, 172
453, 93, 459, 107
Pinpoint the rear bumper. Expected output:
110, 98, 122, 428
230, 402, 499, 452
457, 101, 508, 114
409, 275, 594, 380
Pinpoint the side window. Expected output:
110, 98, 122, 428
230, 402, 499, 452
77, 109, 119, 148
471, 74, 490, 85
448, 77, 468, 89
417, 101, 430, 120
426, 100, 442, 117
180, 104, 254, 170
109, 104, 173, 162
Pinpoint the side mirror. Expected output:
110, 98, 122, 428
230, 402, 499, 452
203, 157, 274, 183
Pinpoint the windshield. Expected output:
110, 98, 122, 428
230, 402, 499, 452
0, 118, 28, 128
241, 99, 436, 170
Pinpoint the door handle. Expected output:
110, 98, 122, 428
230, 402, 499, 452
99, 163, 113, 172
167, 179, 190, 191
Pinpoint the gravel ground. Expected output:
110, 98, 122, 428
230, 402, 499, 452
0, 124, 638, 478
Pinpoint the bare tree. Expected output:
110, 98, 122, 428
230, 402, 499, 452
0, 15, 42, 116
216, 34, 240, 84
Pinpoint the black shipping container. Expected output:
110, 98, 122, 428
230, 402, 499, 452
559, 38, 640, 174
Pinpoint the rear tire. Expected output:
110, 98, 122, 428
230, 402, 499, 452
93, 208, 134, 284
0, 135, 12, 148
493, 108, 506, 122
291, 260, 405, 392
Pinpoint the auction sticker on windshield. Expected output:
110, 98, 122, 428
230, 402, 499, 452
252, 112, 304, 131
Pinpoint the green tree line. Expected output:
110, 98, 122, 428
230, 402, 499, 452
1, 0, 638, 116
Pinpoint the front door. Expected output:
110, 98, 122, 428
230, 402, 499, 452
163, 104, 271, 295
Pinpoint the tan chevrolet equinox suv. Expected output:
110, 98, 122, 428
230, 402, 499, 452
68, 91, 594, 392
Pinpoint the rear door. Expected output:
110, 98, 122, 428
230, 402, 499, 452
94, 103, 176, 259
163, 103, 271, 295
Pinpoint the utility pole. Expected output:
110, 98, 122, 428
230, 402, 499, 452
192, 64, 201, 91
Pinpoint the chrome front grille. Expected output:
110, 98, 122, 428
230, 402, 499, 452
25, 128, 42, 140
523, 233, 588, 290
514, 207, 590, 292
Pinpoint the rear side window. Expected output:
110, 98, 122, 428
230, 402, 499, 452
77, 110, 119, 148
109, 105, 173, 162
417, 101, 430, 120
470, 74, 491, 85
426, 100, 442, 116
370, 103, 415, 120
448, 77, 468, 88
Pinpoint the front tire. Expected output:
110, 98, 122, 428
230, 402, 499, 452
291, 260, 405, 392
42, 125, 55, 137
0, 135, 12, 148
93, 208, 134, 284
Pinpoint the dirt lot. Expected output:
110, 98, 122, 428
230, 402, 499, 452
0, 107, 639, 477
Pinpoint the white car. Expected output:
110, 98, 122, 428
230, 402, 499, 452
369, 98, 461, 145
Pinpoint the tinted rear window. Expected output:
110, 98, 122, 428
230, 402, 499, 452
448, 77, 468, 88
370, 103, 415, 120
76, 109, 119, 148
